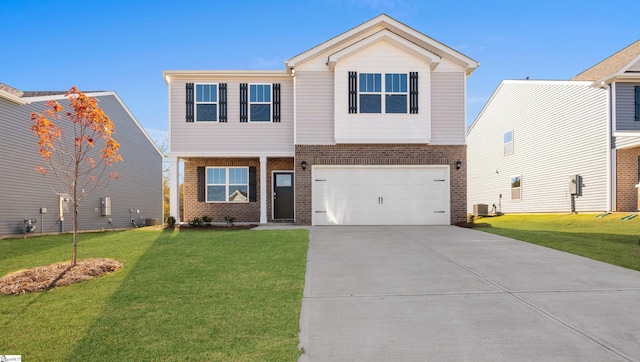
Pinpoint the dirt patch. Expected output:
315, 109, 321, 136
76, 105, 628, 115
455, 222, 492, 229
0, 258, 123, 295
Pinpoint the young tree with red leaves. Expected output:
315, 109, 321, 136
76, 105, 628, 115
31, 86, 122, 266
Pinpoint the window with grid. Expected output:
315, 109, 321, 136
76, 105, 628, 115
206, 167, 249, 202
250, 84, 271, 122
196, 84, 217, 122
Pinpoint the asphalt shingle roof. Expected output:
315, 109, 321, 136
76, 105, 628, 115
572, 39, 640, 81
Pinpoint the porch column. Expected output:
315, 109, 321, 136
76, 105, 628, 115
169, 155, 180, 223
260, 156, 267, 223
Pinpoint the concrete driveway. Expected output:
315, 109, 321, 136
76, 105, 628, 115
298, 226, 640, 361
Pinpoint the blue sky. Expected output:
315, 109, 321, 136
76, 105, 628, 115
2, 0, 639, 147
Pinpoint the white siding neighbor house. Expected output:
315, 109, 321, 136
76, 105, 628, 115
468, 40, 640, 214
165, 14, 479, 226
0, 83, 163, 238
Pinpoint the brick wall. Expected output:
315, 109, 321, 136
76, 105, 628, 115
616, 147, 640, 212
183, 157, 295, 223
294, 144, 467, 225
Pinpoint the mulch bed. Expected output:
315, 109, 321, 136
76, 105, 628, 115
0, 258, 123, 295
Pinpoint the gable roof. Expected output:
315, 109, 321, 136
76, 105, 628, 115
285, 14, 479, 75
0, 82, 27, 104
572, 39, 640, 82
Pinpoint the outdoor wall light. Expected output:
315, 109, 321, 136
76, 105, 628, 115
301, 160, 308, 170
456, 160, 462, 170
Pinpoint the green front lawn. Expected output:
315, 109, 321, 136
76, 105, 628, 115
474, 213, 640, 271
0, 227, 309, 361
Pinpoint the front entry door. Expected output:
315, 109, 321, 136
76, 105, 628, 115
273, 172, 294, 220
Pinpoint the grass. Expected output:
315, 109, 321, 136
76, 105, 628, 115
0, 227, 309, 361
474, 213, 640, 271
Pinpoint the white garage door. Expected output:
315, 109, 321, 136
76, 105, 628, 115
312, 166, 450, 225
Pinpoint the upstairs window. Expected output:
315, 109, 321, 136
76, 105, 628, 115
351, 72, 415, 114
186, 83, 226, 122
359, 73, 382, 113
504, 130, 514, 156
196, 84, 217, 122
250, 84, 271, 122
385, 73, 408, 113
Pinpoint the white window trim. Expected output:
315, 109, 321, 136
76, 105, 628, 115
359, 73, 409, 114
249, 83, 272, 122
206, 166, 249, 203
195, 83, 218, 122
510, 174, 522, 201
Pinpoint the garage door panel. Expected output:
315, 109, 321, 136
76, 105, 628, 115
312, 166, 450, 226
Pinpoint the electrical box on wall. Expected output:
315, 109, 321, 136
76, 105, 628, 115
59, 194, 70, 216
101, 196, 111, 216
569, 174, 582, 196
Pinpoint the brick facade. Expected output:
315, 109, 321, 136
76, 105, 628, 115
183, 157, 294, 223
616, 147, 640, 212
294, 144, 467, 225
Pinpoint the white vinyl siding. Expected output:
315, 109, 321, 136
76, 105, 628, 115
295, 71, 335, 145
467, 81, 608, 214
169, 79, 294, 156
430, 72, 466, 145
333, 40, 431, 144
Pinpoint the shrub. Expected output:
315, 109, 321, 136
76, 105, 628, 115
167, 216, 176, 228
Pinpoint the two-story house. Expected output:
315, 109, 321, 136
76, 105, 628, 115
467, 40, 640, 214
165, 14, 478, 225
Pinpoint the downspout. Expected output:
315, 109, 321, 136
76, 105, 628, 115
603, 81, 613, 211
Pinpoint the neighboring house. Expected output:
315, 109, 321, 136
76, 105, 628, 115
165, 14, 478, 225
0, 82, 163, 238
467, 40, 640, 214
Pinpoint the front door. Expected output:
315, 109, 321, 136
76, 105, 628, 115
273, 172, 294, 220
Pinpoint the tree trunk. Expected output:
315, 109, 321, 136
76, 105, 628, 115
72, 186, 78, 267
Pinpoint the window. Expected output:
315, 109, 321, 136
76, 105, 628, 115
196, 84, 217, 122
206, 167, 249, 202
511, 175, 521, 200
359, 73, 382, 113
359, 73, 408, 113
250, 84, 271, 122
504, 131, 514, 156
349, 72, 417, 114
358, 73, 409, 114
385, 73, 408, 113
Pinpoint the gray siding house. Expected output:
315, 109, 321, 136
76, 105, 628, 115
468, 40, 640, 214
0, 83, 163, 238
165, 14, 479, 226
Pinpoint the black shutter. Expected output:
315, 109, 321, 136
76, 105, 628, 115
197, 166, 205, 202
273, 83, 281, 122
409, 72, 418, 114
348, 71, 357, 114
249, 166, 257, 202
635, 86, 640, 122
240, 83, 248, 122
219, 83, 227, 122
186, 83, 194, 122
